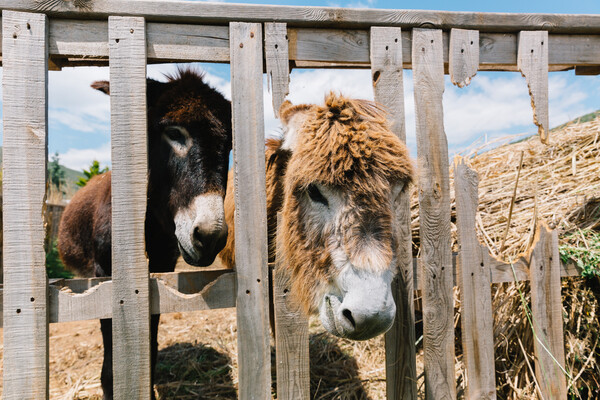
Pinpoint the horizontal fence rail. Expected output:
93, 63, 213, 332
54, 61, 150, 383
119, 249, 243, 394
0, 254, 582, 327
1, 1, 600, 33
0, 20, 598, 72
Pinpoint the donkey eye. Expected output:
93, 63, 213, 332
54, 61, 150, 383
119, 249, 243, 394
164, 127, 186, 145
307, 184, 328, 207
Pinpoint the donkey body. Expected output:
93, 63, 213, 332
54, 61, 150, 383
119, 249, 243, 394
220, 94, 413, 341
58, 69, 232, 399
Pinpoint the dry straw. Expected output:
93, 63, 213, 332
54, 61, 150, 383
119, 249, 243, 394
409, 112, 600, 398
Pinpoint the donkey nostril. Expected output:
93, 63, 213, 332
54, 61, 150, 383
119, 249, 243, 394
342, 308, 356, 329
193, 227, 205, 246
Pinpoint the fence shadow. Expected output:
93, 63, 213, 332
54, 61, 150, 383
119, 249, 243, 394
308, 332, 372, 400
155, 342, 236, 399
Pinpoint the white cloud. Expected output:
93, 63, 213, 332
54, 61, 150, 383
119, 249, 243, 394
49, 66, 111, 123
60, 142, 111, 171
3, 62, 593, 169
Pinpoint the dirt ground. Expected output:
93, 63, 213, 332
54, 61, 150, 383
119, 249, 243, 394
0, 305, 398, 399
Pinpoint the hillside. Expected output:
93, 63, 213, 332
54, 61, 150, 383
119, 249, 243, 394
0, 147, 85, 197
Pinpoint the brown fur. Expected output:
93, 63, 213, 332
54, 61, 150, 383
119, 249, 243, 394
57, 69, 232, 400
220, 93, 413, 314
58, 172, 111, 277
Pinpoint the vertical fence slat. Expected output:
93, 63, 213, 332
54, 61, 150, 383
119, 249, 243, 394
109, 16, 151, 400
529, 224, 568, 399
265, 22, 289, 118
370, 26, 417, 400
267, 23, 310, 400
412, 28, 456, 400
449, 28, 479, 88
2, 11, 49, 400
518, 31, 549, 144
230, 21, 271, 400
454, 158, 496, 400
274, 215, 310, 400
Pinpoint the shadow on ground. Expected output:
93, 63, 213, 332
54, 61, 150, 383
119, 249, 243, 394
155, 342, 236, 400
155, 334, 371, 399
307, 332, 372, 400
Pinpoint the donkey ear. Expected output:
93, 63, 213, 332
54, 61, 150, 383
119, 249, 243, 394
279, 100, 312, 152
91, 80, 110, 95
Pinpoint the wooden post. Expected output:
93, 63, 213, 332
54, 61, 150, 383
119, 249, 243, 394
2, 11, 49, 400
370, 26, 417, 400
109, 16, 152, 399
265, 22, 290, 117
267, 24, 310, 400
449, 29, 479, 87
230, 22, 272, 400
529, 224, 568, 399
412, 28, 456, 400
273, 214, 310, 400
518, 31, 549, 144
454, 157, 496, 400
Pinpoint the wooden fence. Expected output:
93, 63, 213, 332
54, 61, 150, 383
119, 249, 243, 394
0, 2, 598, 399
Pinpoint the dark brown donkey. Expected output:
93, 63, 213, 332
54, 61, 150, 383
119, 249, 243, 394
58, 69, 232, 400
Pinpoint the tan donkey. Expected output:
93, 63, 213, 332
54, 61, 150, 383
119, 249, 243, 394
220, 93, 413, 340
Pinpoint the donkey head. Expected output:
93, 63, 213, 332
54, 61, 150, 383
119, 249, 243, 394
92, 69, 232, 266
278, 94, 413, 340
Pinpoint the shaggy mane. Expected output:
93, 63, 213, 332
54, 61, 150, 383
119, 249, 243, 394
163, 66, 207, 83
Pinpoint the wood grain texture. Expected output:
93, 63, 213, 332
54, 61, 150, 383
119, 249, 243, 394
449, 29, 479, 87
265, 23, 289, 118
1, 11, 49, 400
518, 31, 549, 143
49, 271, 236, 324
3, 1, 600, 33
453, 158, 496, 400
412, 28, 456, 400
47, 19, 229, 63
370, 26, 417, 400
274, 215, 310, 400
230, 22, 271, 400
528, 224, 568, 399
0, 258, 582, 327
109, 16, 151, 400
1, 21, 598, 68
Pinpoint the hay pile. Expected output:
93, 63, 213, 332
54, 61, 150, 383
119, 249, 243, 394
410, 111, 600, 398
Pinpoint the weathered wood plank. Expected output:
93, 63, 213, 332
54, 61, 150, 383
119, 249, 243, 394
1, 21, 598, 68
529, 224, 568, 399
449, 29, 479, 87
412, 28, 456, 400
265, 23, 290, 118
151, 272, 236, 315
274, 216, 310, 400
40, 271, 237, 324
0, 259, 582, 327
47, 19, 229, 63
370, 26, 417, 400
289, 29, 600, 69
454, 158, 496, 400
109, 16, 151, 400
3, 1, 600, 33
147, 22, 229, 62
230, 21, 272, 400
2, 11, 49, 400
518, 31, 549, 144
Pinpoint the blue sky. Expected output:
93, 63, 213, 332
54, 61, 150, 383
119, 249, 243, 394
1, 0, 598, 170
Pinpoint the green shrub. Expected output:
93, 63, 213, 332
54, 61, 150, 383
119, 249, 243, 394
559, 229, 600, 279
46, 239, 73, 279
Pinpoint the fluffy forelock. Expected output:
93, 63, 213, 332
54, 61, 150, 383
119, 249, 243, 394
288, 92, 413, 189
